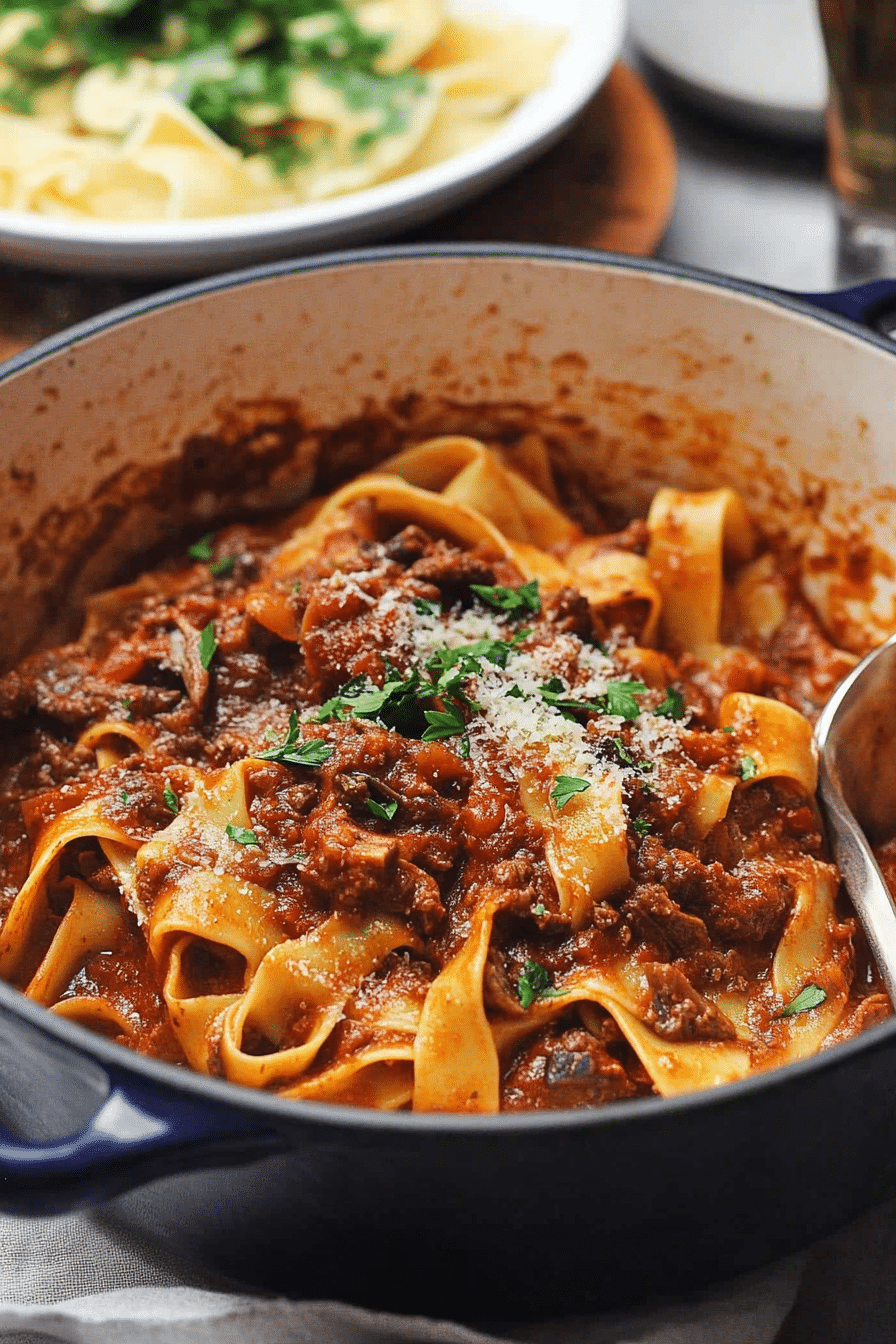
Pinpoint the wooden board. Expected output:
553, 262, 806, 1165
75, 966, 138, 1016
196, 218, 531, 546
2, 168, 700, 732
0, 63, 676, 362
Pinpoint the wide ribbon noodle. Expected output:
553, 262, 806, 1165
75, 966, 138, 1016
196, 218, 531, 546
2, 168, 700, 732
0, 431, 887, 1112
0, 1, 562, 220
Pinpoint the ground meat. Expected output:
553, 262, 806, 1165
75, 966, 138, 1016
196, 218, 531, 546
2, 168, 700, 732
641, 963, 738, 1041
621, 883, 712, 958
635, 836, 793, 945
501, 1015, 654, 1110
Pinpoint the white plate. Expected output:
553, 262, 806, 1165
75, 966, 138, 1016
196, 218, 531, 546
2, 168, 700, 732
629, 0, 828, 139
0, 0, 626, 279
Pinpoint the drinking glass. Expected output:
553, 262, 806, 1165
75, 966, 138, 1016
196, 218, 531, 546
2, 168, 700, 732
817, 0, 896, 281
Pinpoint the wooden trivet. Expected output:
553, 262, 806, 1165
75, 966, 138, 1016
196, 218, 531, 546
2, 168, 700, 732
0, 63, 676, 362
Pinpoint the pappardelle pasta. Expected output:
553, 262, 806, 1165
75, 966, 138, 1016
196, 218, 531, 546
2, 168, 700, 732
0, 435, 887, 1112
0, 0, 562, 220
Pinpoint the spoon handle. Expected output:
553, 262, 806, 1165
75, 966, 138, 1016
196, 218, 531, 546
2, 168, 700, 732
819, 757, 896, 1005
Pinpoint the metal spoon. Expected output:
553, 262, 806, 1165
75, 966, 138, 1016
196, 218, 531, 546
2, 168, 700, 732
815, 629, 896, 1003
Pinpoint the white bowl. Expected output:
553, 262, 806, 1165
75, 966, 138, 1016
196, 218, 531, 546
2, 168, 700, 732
0, 0, 626, 279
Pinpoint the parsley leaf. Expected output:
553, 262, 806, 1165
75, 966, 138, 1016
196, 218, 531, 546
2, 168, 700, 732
539, 677, 604, 718
779, 984, 827, 1018
606, 680, 648, 720
632, 816, 651, 835
533, 902, 547, 917
470, 580, 541, 618
120, 695, 134, 722
120, 790, 129, 804
163, 780, 179, 814
551, 775, 591, 809
412, 597, 441, 616
366, 798, 398, 821
422, 702, 466, 741
210, 555, 237, 578
740, 755, 758, 781
188, 532, 214, 561
198, 621, 218, 671
255, 713, 333, 768
316, 676, 367, 723
655, 685, 685, 720
517, 958, 567, 1010
226, 824, 260, 846
459, 736, 471, 759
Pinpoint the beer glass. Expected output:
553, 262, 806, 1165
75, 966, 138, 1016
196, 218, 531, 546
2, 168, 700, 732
818, 0, 896, 280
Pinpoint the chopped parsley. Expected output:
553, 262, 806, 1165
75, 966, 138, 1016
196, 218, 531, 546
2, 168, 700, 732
740, 755, 758, 781
422, 702, 466, 741
366, 798, 398, 822
606, 680, 648, 720
163, 780, 179, 814
120, 696, 134, 722
198, 621, 218, 671
188, 532, 214, 561
210, 555, 237, 578
316, 675, 367, 723
538, 677, 647, 722
459, 736, 471, 759
255, 712, 333, 768
655, 685, 685, 720
551, 775, 591, 809
533, 902, 547, 917
226, 824, 260, 846
779, 984, 827, 1018
470, 580, 541, 618
517, 958, 567, 1010
120, 790, 129, 804
412, 598, 441, 617
0, 0, 432, 176
632, 816, 651, 835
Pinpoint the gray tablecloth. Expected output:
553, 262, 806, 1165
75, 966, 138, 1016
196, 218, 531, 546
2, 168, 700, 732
1, 1194, 895, 1344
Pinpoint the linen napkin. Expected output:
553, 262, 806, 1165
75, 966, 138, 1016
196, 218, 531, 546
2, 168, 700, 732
2, 1194, 891, 1344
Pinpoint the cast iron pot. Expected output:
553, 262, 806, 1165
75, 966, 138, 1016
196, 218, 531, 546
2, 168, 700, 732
2, 247, 896, 1320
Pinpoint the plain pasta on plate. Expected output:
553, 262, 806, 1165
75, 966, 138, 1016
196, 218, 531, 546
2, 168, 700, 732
0, 0, 563, 220
0, 432, 887, 1112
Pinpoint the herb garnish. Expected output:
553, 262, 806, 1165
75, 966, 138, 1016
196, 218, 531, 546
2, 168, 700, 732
120, 790, 129, 804
366, 798, 398, 822
422, 702, 466, 741
551, 775, 591, 809
656, 685, 685, 720
538, 677, 647, 722
470, 580, 541, 618
779, 984, 827, 1017
632, 817, 651, 835
226, 824, 260, 846
412, 598, 441, 617
210, 555, 237, 578
120, 695, 134, 722
255, 712, 333, 768
198, 621, 218, 670
533, 902, 547, 917
188, 532, 214, 561
606, 680, 648, 720
163, 780, 179, 814
740, 755, 758, 781
517, 958, 568, 1010
0, 2, 432, 175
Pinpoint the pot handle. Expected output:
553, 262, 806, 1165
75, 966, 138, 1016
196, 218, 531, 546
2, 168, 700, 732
0, 1055, 284, 1215
796, 278, 896, 334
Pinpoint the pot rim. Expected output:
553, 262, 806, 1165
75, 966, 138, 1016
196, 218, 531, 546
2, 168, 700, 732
3, 240, 895, 1137
3, 242, 896, 384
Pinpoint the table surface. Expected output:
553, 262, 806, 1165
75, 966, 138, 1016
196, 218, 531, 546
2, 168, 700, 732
628, 43, 838, 293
